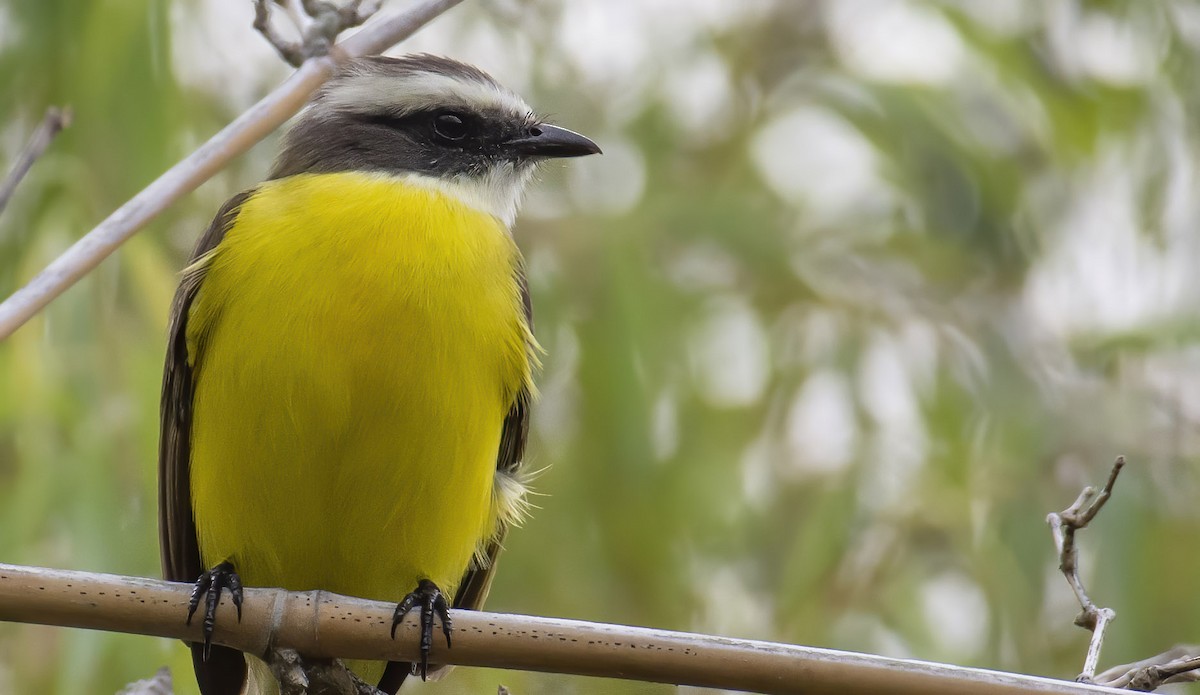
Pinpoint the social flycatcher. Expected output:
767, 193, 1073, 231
158, 54, 599, 695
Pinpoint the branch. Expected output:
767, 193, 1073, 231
0, 563, 1132, 695
1047, 457, 1200, 690
1094, 647, 1200, 690
254, 0, 306, 67
1047, 456, 1124, 683
254, 0, 384, 67
0, 106, 72, 215
0, 0, 466, 341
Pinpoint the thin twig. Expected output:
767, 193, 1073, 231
279, 0, 311, 35
1079, 608, 1115, 683
1046, 456, 1125, 683
0, 106, 72, 216
254, 0, 305, 67
1126, 654, 1200, 689
257, 0, 383, 68
0, 0, 466, 341
1094, 646, 1200, 691
346, 0, 386, 24
0, 563, 1133, 695
1046, 458, 1200, 690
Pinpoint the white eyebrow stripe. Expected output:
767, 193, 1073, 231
316, 71, 532, 118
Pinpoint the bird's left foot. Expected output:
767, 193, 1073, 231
187, 561, 244, 660
390, 579, 452, 680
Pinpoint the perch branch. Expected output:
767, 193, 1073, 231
0, 563, 1132, 695
0, 106, 72, 215
0, 0, 466, 341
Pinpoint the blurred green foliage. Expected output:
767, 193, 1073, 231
2, 1, 1200, 693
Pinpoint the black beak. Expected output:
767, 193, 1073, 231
505, 124, 601, 159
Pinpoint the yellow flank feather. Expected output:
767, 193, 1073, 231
185, 172, 531, 681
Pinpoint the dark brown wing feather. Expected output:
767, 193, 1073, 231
379, 274, 534, 694
159, 190, 254, 695
453, 385, 531, 610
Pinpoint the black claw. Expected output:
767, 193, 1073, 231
227, 571, 244, 621
186, 572, 213, 624
186, 561, 243, 660
435, 591, 452, 649
390, 579, 452, 680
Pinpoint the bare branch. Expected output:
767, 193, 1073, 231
0, 563, 1135, 695
1094, 646, 1200, 691
1046, 458, 1200, 690
254, 0, 306, 67
1046, 456, 1125, 683
1078, 608, 1115, 684
345, 0, 386, 25
257, 0, 384, 68
0, 106, 72, 216
0, 0, 467, 341
281, 0, 310, 31
1128, 654, 1200, 689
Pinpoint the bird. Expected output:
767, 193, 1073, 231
158, 54, 600, 694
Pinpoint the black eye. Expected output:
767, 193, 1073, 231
432, 112, 469, 141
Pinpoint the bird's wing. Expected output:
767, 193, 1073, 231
453, 271, 534, 611
452, 388, 531, 610
158, 189, 255, 695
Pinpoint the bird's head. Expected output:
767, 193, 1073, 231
273, 54, 601, 226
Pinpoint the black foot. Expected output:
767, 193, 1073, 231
390, 579, 451, 680
187, 561, 244, 660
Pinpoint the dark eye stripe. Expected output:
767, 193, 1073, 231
356, 110, 480, 143
351, 108, 517, 154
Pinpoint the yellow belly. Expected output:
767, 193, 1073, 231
186, 172, 530, 609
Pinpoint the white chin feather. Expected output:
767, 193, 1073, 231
398, 164, 536, 228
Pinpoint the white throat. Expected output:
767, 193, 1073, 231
398, 164, 536, 228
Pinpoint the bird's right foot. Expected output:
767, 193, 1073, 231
187, 561, 244, 660
390, 579, 452, 680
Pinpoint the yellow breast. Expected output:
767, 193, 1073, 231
186, 172, 531, 603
